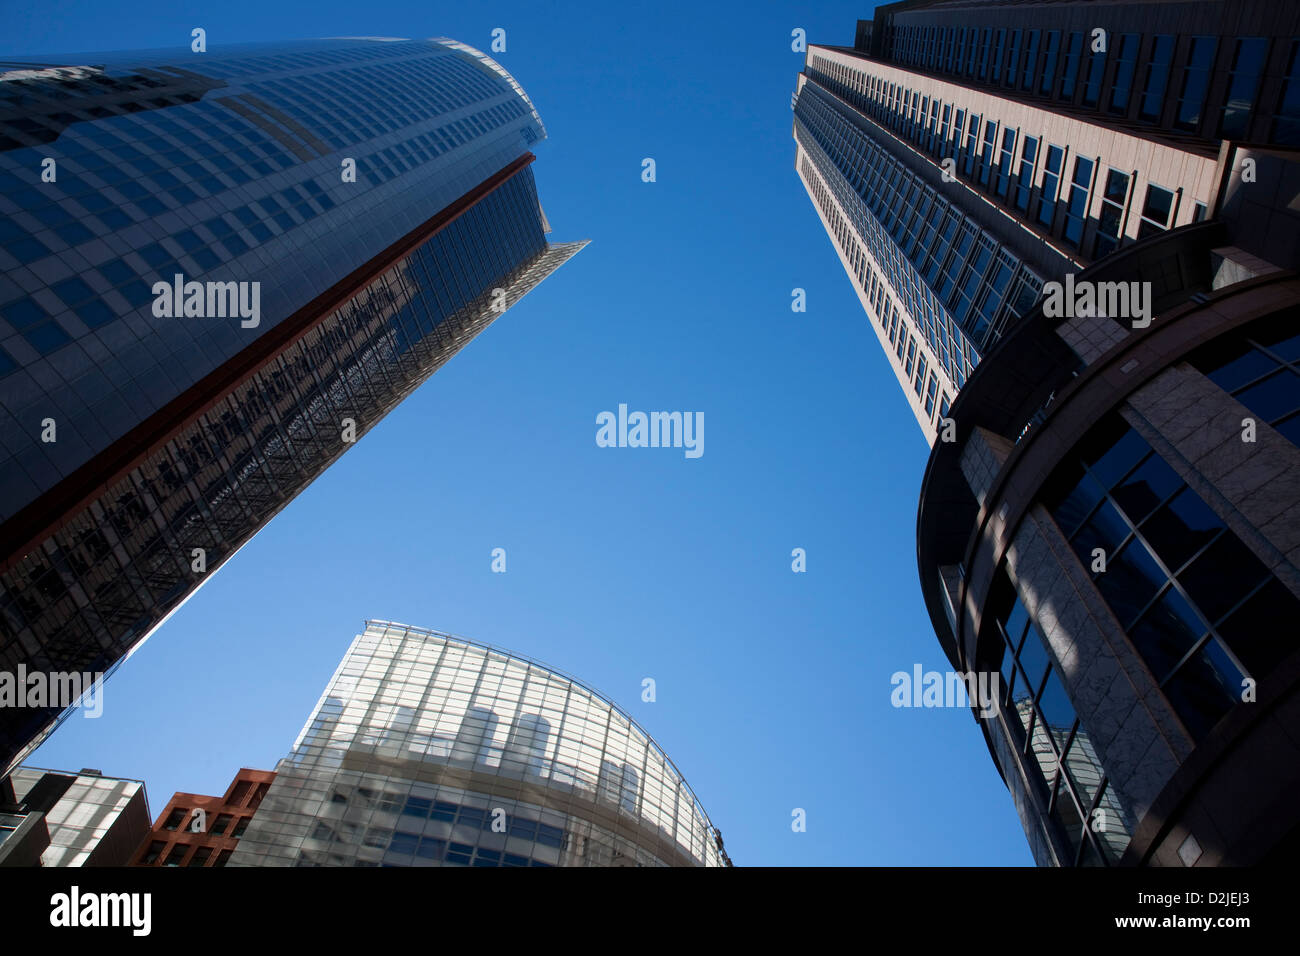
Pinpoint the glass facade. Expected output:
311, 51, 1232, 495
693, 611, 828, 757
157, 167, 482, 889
986, 569, 1134, 866
795, 74, 1043, 369
230, 622, 728, 867
0, 38, 586, 774
1192, 312, 1300, 447
1043, 414, 1300, 740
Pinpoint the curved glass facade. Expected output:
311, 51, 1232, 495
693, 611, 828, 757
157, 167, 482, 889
0, 38, 587, 774
230, 622, 728, 867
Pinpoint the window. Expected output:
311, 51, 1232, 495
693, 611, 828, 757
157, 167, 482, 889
939, 393, 952, 421
924, 373, 939, 417
1275, 40, 1300, 145
1139, 35, 1175, 122
1015, 136, 1039, 212
1192, 201, 1208, 223
163, 808, 187, 831
233, 817, 250, 838
210, 813, 233, 835
1220, 37, 1268, 138
992, 29, 1007, 83
1175, 37, 1218, 131
1137, 183, 1175, 238
1081, 43, 1107, 107
1006, 30, 1022, 86
1093, 168, 1130, 258
914, 354, 928, 395
1192, 313, 1300, 449
963, 113, 981, 177
987, 568, 1133, 865
1040, 32, 1061, 95
995, 127, 1017, 199
187, 846, 212, 867
1043, 415, 1300, 741
1062, 156, 1095, 247
1061, 33, 1083, 98
904, 335, 917, 377
1038, 144, 1065, 228
978, 120, 998, 188
1022, 31, 1041, 90
1108, 34, 1140, 114
141, 841, 166, 864
164, 843, 189, 866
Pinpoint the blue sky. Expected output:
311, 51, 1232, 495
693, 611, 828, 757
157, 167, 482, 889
2, 0, 1032, 865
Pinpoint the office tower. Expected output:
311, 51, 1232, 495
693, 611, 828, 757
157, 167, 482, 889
0, 38, 587, 773
793, 0, 1300, 443
230, 621, 731, 867
888, 3, 1300, 864
131, 767, 275, 867
0, 766, 150, 865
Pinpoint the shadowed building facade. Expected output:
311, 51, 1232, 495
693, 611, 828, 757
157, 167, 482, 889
0, 38, 586, 773
229, 621, 732, 868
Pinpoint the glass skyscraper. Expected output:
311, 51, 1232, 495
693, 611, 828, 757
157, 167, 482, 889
799, 1, 1300, 865
0, 38, 586, 773
230, 621, 731, 868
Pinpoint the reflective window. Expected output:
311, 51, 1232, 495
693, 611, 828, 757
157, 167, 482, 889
1062, 156, 1095, 247
1175, 37, 1218, 131
1275, 39, 1300, 145
1015, 137, 1039, 213
1219, 37, 1268, 138
987, 568, 1132, 865
1137, 182, 1175, 238
1044, 415, 1300, 740
1093, 168, 1130, 258
1081, 43, 1107, 107
1192, 313, 1300, 448
1139, 36, 1175, 122
1038, 145, 1065, 228
1040, 32, 1061, 96
1108, 34, 1140, 114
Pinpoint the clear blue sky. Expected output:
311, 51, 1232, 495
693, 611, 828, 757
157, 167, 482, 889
3, 0, 1032, 865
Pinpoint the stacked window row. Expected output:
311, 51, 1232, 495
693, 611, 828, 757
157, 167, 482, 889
987, 568, 1133, 866
800, 155, 952, 427
807, 57, 1208, 262
882, 25, 1300, 143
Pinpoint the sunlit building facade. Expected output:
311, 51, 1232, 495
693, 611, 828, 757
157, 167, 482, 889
0, 38, 586, 773
794, 0, 1300, 442
230, 621, 731, 868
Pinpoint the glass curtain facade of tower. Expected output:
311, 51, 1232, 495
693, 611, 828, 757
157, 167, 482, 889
0, 39, 586, 773
230, 622, 728, 868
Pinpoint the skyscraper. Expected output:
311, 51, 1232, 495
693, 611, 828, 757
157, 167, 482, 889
793, 0, 1299, 443
0, 38, 586, 773
229, 621, 731, 867
797, 1, 1300, 864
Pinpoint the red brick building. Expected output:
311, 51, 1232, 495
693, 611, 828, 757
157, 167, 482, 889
132, 768, 275, 867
